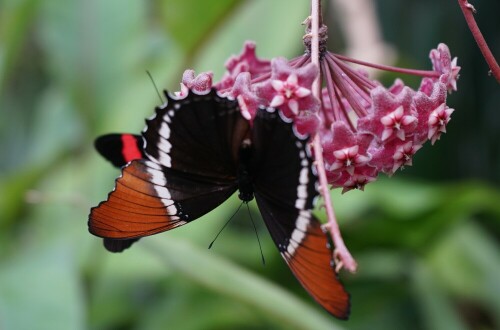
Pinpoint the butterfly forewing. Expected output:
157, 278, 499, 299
143, 90, 249, 179
89, 90, 249, 246
95, 133, 145, 167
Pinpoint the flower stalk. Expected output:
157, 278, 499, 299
458, 0, 500, 83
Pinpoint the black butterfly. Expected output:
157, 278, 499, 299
89, 89, 350, 318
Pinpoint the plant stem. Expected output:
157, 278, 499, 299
458, 0, 500, 83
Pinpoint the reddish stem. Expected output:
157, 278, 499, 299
310, 0, 357, 273
458, 0, 500, 83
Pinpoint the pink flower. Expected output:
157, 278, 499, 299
430, 43, 461, 92
329, 145, 370, 174
323, 122, 373, 187
227, 72, 263, 121
255, 58, 319, 119
214, 41, 270, 91
428, 103, 455, 145
313, 42, 459, 188
380, 106, 418, 141
392, 141, 422, 173
357, 86, 417, 142
341, 172, 377, 194
175, 70, 213, 97
413, 80, 450, 145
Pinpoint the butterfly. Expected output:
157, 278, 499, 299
89, 88, 350, 319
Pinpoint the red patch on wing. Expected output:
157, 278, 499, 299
121, 134, 143, 162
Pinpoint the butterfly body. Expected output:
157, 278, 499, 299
90, 89, 350, 319
236, 139, 255, 202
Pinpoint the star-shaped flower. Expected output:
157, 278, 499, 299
341, 173, 377, 194
413, 81, 449, 145
255, 57, 319, 118
324, 122, 371, 175
392, 141, 422, 173
428, 103, 455, 144
357, 85, 417, 143
380, 106, 418, 141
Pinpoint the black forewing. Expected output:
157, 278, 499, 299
143, 89, 249, 179
90, 89, 250, 251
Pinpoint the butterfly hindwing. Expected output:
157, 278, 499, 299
251, 109, 317, 210
251, 107, 350, 319
255, 195, 350, 319
89, 160, 238, 240
93, 133, 146, 251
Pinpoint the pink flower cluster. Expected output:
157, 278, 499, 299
175, 41, 460, 192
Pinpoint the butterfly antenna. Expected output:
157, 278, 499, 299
208, 202, 244, 249
246, 203, 265, 265
146, 70, 164, 104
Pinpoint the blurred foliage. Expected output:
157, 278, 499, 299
1, 0, 499, 329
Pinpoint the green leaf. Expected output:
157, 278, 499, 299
0, 0, 40, 91
411, 261, 467, 330
159, 0, 241, 54
428, 221, 500, 319
0, 244, 85, 330
196, 0, 309, 76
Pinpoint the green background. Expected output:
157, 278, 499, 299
1, 0, 499, 329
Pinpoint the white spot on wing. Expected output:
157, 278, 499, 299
148, 170, 167, 186
160, 198, 174, 206
291, 229, 305, 244
166, 205, 177, 215
299, 168, 309, 185
154, 185, 172, 200
295, 198, 306, 210
287, 239, 299, 255
297, 185, 307, 199
145, 161, 162, 170
158, 152, 171, 167
285, 212, 311, 256
159, 137, 172, 153
160, 122, 171, 139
